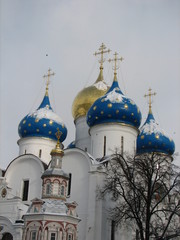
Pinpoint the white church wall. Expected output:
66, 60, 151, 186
18, 137, 56, 165
90, 124, 138, 159
85, 166, 110, 240
0, 198, 28, 224
63, 149, 92, 240
0, 214, 24, 240
63, 148, 112, 240
74, 116, 91, 152
0, 216, 16, 239
5, 155, 45, 204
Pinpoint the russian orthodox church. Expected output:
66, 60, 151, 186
0, 44, 175, 240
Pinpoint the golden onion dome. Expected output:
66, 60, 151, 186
72, 68, 109, 120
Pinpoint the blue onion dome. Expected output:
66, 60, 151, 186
86, 75, 142, 128
18, 91, 67, 142
137, 110, 175, 155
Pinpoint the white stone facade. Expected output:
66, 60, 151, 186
18, 137, 57, 165
0, 74, 176, 240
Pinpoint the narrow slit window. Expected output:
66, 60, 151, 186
68, 173, 72, 196
39, 149, 42, 158
134, 140, 136, 155
22, 180, 29, 201
103, 136, 106, 156
111, 220, 115, 240
25, 149, 27, 154
121, 136, 124, 156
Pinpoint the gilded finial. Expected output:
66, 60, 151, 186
51, 128, 64, 156
55, 128, 62, 148
108, 52, 123, 81
43, 68, 55, 96
144, 88, 156, 114
94, 43, 111, 71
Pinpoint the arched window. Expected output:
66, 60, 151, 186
2, 233, 13, 240
53, 181, 59, 195
50, 233, 56, 240
46, 181, 51, 195
68, 234, 73, 240
31, 232, 36, 240
61, 185, 65, 196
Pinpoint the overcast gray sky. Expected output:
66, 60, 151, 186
1, 0, 180, 169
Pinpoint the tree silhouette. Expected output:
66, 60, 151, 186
100, 152, 180, 240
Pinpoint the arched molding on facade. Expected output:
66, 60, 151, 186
23, 221, 42, 240
4, 154, 47, 201
64, 148, 98, 170
4, 154, 47, 177
65, 223, 77, 240
0, 216, 15, 238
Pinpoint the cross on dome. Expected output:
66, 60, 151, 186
144, 88, 156, 113
56, 128, 62, 143
51, 128, 64, 156
54, 127, 63, 150
43, 68, 55, 96
94, 43, 111, 70
108, 52, 123, 80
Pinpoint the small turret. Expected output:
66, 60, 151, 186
41, 129, 69, 200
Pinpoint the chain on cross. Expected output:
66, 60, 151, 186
108, 52, 124, 77
43, 68, 55, 95
94, 43, 111, 70
144, 88, 156, 113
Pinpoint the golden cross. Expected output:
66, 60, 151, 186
94, 43, 111, 69
43, 68, 55, 95
144, 88, 156, 113
108, 52, 123, 78
54, 128, 63, 150
55, 128, 62, 142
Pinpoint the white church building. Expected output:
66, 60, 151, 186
0, 44, 175, 240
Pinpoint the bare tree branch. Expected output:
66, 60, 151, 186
99, 152, 180, 240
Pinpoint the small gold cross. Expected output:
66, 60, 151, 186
43, 68, 55, 95
94, 43, 111, 70
55, 128, 62, 142
108, 52, 123, 77
144, 88, 156, 113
